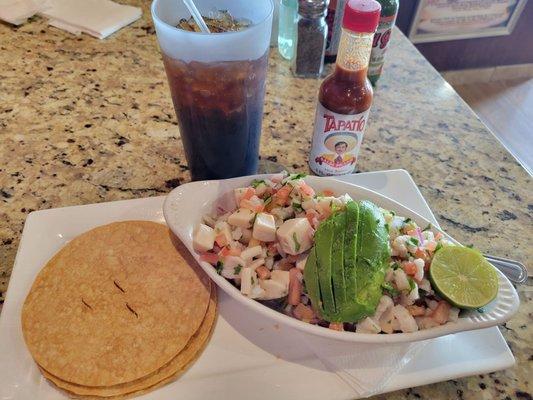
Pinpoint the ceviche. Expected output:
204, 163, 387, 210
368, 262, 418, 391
192, 172, 489, 334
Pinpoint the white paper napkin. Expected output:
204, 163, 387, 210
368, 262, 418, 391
0, 0, 45, 25
301, 333, 428, 398
39, 0, 142, 39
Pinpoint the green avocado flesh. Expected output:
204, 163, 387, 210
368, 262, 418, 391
314, 218, 335, 314
304, 200, 390, 323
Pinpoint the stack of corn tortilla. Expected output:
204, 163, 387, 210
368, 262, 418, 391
21, 221, 216, 399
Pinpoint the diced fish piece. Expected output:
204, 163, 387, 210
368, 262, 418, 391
356, 317, 381, 334
193, 224, 215, 252
392, 305, 418, 333
253, 212, 277, 242
276, 218, 313, 255
227, 208, 255, 228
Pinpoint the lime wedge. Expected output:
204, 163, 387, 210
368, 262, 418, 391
429, 246, 499, 309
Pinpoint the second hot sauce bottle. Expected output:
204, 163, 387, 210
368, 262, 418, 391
309, 0, 381, 176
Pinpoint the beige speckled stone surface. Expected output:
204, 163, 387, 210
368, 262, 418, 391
0, 2, 531, 399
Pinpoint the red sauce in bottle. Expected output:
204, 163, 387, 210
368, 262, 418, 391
309, 0, 381, 176
319, 66, 373, 114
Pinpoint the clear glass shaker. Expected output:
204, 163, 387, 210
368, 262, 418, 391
278, 0, 298, 59
291, 0, 329, 78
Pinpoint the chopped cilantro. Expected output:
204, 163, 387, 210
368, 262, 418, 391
423, 223, 432, 231
404, 218, 412, 224
292, 202, 303, 212
234, 265, 243, 275
250, 213, 258, 226
215, 261, 223, 275
408, 278, 416, 291
293, 232, 301, 252
390, 210, 396, 216
407, 237, 419, 246
384, 223, 390, 231
289, 173, 307, 180
435, 242, 443, 252
391, 262, 400, 270
264, 195, 272, 206
251, 179, 265, 188
466, 244, 474, 248
331, 202, 341, 214
251, 276, 255, 285
381, 282, 399, 296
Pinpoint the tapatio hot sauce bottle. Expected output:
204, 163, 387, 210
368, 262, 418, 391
309, 0, 381, 176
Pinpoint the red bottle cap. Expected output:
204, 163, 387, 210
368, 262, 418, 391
342, 0, 381, 33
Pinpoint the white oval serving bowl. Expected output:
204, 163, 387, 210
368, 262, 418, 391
163, 174, 520, 343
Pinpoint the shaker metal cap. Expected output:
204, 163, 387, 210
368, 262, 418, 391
298, 0, 329, 17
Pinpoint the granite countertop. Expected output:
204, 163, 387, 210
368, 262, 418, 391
0, 2, 531, 399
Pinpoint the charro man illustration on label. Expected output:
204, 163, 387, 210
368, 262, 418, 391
314, 132, 358, 168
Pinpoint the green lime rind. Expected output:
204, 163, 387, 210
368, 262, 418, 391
429, 246, 499, 309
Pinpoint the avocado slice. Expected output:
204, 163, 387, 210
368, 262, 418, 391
304, 200, 390, 324
314, 218, 336, 318
354, 200, 390, 317
303, 248, 324, 317
343, 201, 359, 300
330, 210, 346, 318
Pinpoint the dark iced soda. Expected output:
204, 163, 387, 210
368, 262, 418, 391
163, 53, 268, 180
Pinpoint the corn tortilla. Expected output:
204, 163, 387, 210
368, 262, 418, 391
41, 287, 217, 398
22, 221, 211, 387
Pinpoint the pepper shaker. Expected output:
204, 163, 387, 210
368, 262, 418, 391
292, 0, 329, 78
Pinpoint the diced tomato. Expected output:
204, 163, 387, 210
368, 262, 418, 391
267, 243, 279, 255
402, 261, 417, 276
277, 257, 294, 271
288, 268, 302, 306
425, 241, 437, 252
274, 185, 292, 205
299, 182, 315, 197
407, 305, 426, 316
265, 200, 276, 212
293, 303, 315, 321
278, 185, 292, 197
431, 301, 451, 324
253, 204, 264, 213
415, 248, 427, 261
199, 253, 219, 265
322, 189, 334, 197
255, 266, 271, 280
240, 198, 256, 210
306, 209, 319, 228
243, 187, 255, 200
215, 234, 227, 247
329, 322, 344, 331
435, 232, 443, 240
219, 247, 241, 257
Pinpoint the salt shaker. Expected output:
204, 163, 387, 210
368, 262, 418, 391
291, 0, 329, 78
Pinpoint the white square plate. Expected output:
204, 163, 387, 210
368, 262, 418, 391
0, 169, 515, 399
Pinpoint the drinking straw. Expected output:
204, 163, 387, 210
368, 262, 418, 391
182, 0, 211, 33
